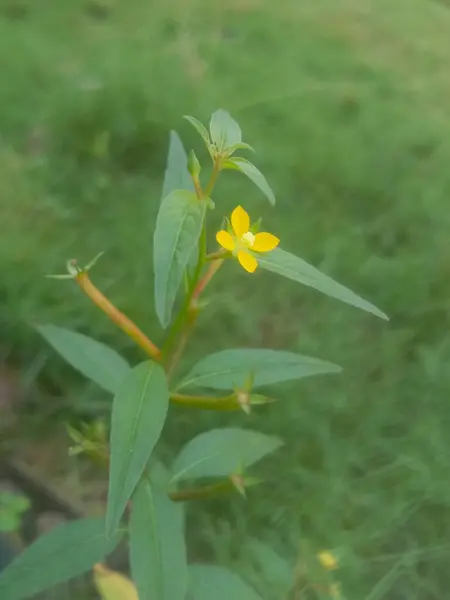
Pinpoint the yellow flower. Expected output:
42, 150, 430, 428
216, 205, 279, 273
317, 550, 339, 571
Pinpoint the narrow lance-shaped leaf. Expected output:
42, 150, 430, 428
171, 427, 283, 482
177, 348, 341, 391
106, 361, 169, 536
161, 131, 194, 201
130, 477, 187, 600
37, 324, 130, 394
154, 190, 206, 328
222, 157, 275, 205
0, 518, 122, 600
184, 115, 211, 147
209, 109, 242, 150
258, 248, 388, 320
244, 538, 294, 595
188, 565, 263, 600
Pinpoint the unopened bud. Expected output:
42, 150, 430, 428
188, 149, 201, 179
237, 389, 251, 414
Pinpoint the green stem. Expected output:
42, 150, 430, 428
204, 160, 221, 198
163, 160, 221, 366
169, 479, 235, 502
170, 392, 239, 411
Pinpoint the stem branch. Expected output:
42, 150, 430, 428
75, 272, 161, 361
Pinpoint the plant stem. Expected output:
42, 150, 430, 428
191, 258, 224, 302
163, 160, 222, 368
169, 479, 235, 502
170, 392, 239, 410
204, 160, 221, 198
75, 271, 162, 361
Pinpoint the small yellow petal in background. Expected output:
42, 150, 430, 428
252, 232, 280, 252
216, 230, 236, 251
317, 550, 339, 571
237, 250, 258, 273
93, 564, 138, 600
231, 205, 250, 238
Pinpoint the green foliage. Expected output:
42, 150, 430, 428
161, 131, 194, 200
171, 428, 283, 482
107, 361, 169, 536
0, 493, 30, 534
130, 477, 187, 600
0, 518, 122, 600
154, 189, 206, 327
177, 348, 341, 391
244, 538, 293, 597
187, 565, 262, 600
258, 248, 388, 319
184, 116, 211, 149
222, 157, 276, 205
3, 102, 391, 599
37, 324, 131, 394
209, 109, 242, 151
2, 3, 450, 596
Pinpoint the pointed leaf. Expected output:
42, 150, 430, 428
0, 518, 122, 600
130, 478, 187, 600
162, 131, 194, 201
245, 538, 293, 594
154, 190, 206, 328
171, 427, 282, 482
177, 348, 341, 391
227, 141, 255, 154
184, 115, 210, 147
209, 109, 242, 150
258, 248, 388, 320
106, 361, 169, 536
37, 324, 130, 394
93, 565, 138, 600
222, 157, 275, 205
188, 565, 262, 600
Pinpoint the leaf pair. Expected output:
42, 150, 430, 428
186, 110, 276, 206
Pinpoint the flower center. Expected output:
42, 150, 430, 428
241, 231, 255, 247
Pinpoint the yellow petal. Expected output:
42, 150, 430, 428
237, 250, 258, 273
252, 232, 280, 252
231, 205, 250, 238
317, 550, 338, 570
216, 230, 235, 251
93, 564, 139, 600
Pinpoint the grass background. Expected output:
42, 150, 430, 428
1, 0, 450, 597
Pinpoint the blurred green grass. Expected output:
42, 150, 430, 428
2, 0, 450, 597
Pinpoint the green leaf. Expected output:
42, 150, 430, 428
227, 141, 255, 154
258, 248, 388, 320
188, 565, 262, 600
106, 361, 169, 536
209, 109, 242, 150
0, 517, 122, 600
177, 348, 341, 391
184, 115, 210, 147
171, 428, 282, 482
130, 478, 187, 600
37, 324, 131, 394
161, 131, 194, 200
222, 157, 275, 205
154, 190, 206, 328
244, 538, 293, 594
